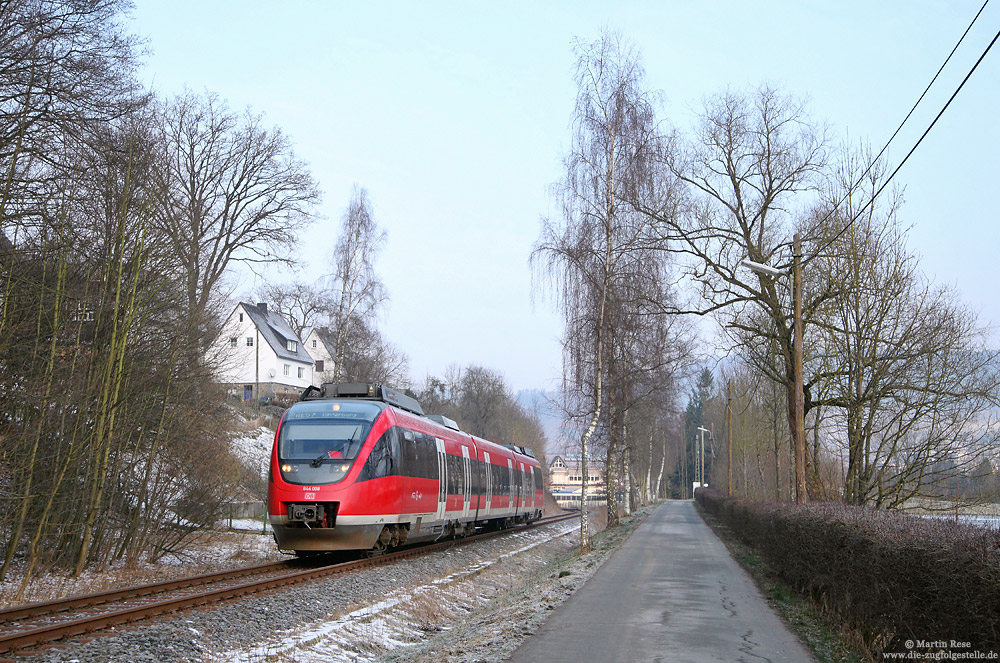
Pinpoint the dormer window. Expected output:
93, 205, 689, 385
287, 340, 297, 352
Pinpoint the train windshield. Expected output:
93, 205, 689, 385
277, 401, 382, 484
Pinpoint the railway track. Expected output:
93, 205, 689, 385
0, 513, 575, 657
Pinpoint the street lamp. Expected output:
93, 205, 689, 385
697, 426, 710, 492
738, 259, 784, 278
739, 234, 807, 505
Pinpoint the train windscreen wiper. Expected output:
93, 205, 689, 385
343, 427, 362, 458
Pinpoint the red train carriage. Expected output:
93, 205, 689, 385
267, 382, 543, 554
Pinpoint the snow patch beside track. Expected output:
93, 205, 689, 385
211, 524, 577, 663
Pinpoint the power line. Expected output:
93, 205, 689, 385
796, 1, 994, 268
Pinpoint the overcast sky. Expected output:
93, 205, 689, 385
128, 1, 1000, 392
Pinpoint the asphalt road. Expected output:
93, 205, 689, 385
505, 500, 815, 663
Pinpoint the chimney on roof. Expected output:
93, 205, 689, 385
257, 302, 268, 312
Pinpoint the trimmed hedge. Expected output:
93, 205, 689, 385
696, 489, 1000, 654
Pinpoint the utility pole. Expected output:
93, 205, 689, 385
741, 241, 808, 505
792, 233, 807, 504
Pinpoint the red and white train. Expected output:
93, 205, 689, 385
267, 382, 544, 554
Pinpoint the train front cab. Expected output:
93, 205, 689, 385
268, 386, 544, 554
268, 399, 396, 552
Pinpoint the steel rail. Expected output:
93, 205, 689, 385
0, 559, 301, 622
0, 513, 575, 655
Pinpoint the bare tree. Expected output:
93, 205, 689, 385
152, 90, 320, 332
602, 255, 691, 521
534, 32, 666, 546
327, 186, 387, 380
0, 0, 144, 227
315, 315, 409, 387
1, 112, 241, 586
254, 281, 334, 339
809, 147, 1000, 507
638, 85, 828, 503
416, 366, 546, 459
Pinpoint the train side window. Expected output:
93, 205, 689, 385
399, 427, 417, 479
419, 433, 436, 479
396, 428, 434, 480
389, 427, 403, 477
446, 453, 463, 495
358, 428, 396, 481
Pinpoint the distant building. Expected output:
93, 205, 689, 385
547, 454, 606, 508
301, 327, 337, 383
210, 302, 314, 402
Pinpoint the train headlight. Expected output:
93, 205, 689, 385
281, 464, 294, 473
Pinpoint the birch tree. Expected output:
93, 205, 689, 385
534, 32, 668, 547
327, 186, 387, 380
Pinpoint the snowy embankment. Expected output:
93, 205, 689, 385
229, 426, 275, 478
30, 509, 653, 663
211, 525, 578, 663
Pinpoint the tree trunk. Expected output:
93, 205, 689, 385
622, 445, 633, 516
605, 405, 620, 528
654, 432, 666, 500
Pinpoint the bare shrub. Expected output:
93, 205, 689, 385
697, 489, 1000, 655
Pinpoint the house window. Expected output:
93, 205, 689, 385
297, 367, 304, 379
283, 364, 290, 376
239, 313, 243, 322
311, 339, 317, 348
246, 337, 254, 347
70, 302, 94, 322
287, 340, 297, 352
229, 337, 237, 348
315, 360, 324, 372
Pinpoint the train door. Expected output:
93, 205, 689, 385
461, 445, 472, 519
520, 462, 528, 508
507, 458, 514, 516
527, 464, 534, 507
435, 437, 447, 523
482, 451, 492, 517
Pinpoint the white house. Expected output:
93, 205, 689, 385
301, 326, 337, 384
212, 302, 314, 402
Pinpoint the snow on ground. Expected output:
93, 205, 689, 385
209, 524, 578, 663
916, 513, 1000, 528
225, 517, 272, 532
0, 530, 284, 607
230, 426, 275, 477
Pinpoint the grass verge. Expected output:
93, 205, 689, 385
695, 502, 872, 663
378, 505, 655, 663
